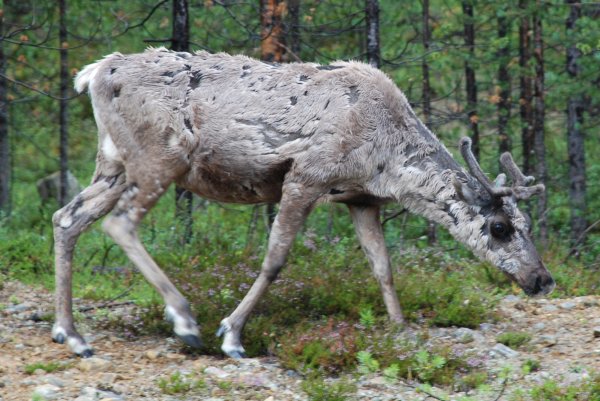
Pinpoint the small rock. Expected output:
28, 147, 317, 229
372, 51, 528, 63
264, 397, 275, 401
542, 305, 558, 313
285, 369, 301, 378
237, 372, 274, 388
204, 366, 230, 379
78, 357, 111, 372
534, 335, 557, 347
479, 323, 494, 332
144, 349, 161, 360
490, 343, 519, 358
100, 372, 118, 384
6, 303, 32, 314
192, 359, 206, 371
502, 295, 521, 303
34, 368, 46, 375
222, 363, 238, 371
453, 328, 475, 343
165, 352, 186, 361
32, 384, 61, 400
593, 327, 600, 338
532, 322, 546, 332
559, 301, 577, 310
43, 376, 65, 388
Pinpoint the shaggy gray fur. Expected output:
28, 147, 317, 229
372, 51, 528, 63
52, 48, 554, 358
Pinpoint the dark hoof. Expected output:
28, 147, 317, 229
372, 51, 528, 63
216, 324, 227, 338
52, 333, 66, 344
178, 334, 203, 349
227, 350, 247, 359
79, 349, 94, 358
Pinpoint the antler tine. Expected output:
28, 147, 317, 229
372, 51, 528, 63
498, 152, 545, 200
499, 152, 535, 186
459, 137, 513, 198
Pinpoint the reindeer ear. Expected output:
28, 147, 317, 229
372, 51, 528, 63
453, 177, 480, 205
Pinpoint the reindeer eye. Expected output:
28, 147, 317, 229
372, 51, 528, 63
490, 222, 511, 240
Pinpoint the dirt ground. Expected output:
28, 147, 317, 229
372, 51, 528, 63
2, 280, 600, 401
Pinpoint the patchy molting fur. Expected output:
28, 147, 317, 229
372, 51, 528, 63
53, 47, 553, 358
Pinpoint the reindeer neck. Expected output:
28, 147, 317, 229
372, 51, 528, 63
367, 119, 482, 242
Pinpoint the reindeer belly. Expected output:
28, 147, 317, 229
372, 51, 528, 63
179, 148, 292, 204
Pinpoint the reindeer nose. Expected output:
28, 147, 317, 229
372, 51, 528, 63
530, 268, 555, 296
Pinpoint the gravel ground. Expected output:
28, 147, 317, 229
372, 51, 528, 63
1, 280, 600, 401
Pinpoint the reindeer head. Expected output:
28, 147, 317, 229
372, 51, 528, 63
453, 137, 555, 296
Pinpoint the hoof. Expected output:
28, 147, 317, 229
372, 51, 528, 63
178, 334, 203, 349
226, 350, 247, 359
52, 333, 66, 344
78, 348, 94, 358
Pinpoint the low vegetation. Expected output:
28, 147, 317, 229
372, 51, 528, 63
2, 184, 600, 393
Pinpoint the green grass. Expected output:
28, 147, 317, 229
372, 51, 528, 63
496, 332, 532, 349
509, 376, 600, 401
157, 371, 206, 395
301, 377, 356, 401
24, 361, 67, 375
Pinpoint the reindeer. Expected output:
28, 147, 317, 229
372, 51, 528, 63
52, 48, 554, 358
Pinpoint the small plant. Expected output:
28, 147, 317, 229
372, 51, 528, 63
522, 359, 541, 374
496, 331, 532, 349
24, 362, 64, 375
382, 363, 400, 382
9, 295, 20, 304
358, 306, 376, 329
412, 349, 447, 383
301, 377, 356, 401
458, 371, 488, 391
216, 380, 233, 391
157, 371, 205, 395
356, 350, 380, 374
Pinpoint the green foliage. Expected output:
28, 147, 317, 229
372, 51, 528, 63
157, 371, 206, 395
24, 361, 66, 375
522, 359, 541, 374
412, 349, 447, 383
496, 332, 532, 349
356, 351, 380, 374
301, 377, 356, 401
358, 307, 376, 329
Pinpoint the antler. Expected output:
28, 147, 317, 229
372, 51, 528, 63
459, 137, 545, 201
459, 137, 513, 198
499, 152, 545, 200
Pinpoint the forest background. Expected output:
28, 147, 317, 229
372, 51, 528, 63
0, 0, 600, 396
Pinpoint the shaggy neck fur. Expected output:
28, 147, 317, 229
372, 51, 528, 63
366, 119, 490, 260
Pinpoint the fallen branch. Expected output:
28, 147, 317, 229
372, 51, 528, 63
78, 284, 136, 312
565, 218, 600, 261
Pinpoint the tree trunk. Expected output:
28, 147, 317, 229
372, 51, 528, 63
59, 0, 69, 207
172, 0, 193, 242
365, 0, 380, 68
566, 0, 587, 248
462, 1, 479, 160
497, 13, 511, 156
533, 2, 548, 244
421, 0, 436, 244
288, 0, 301, 57
261, 0, 286, 229
0, 7, 9, 215
260, 0, 286, 62
519, 0, 534, 178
